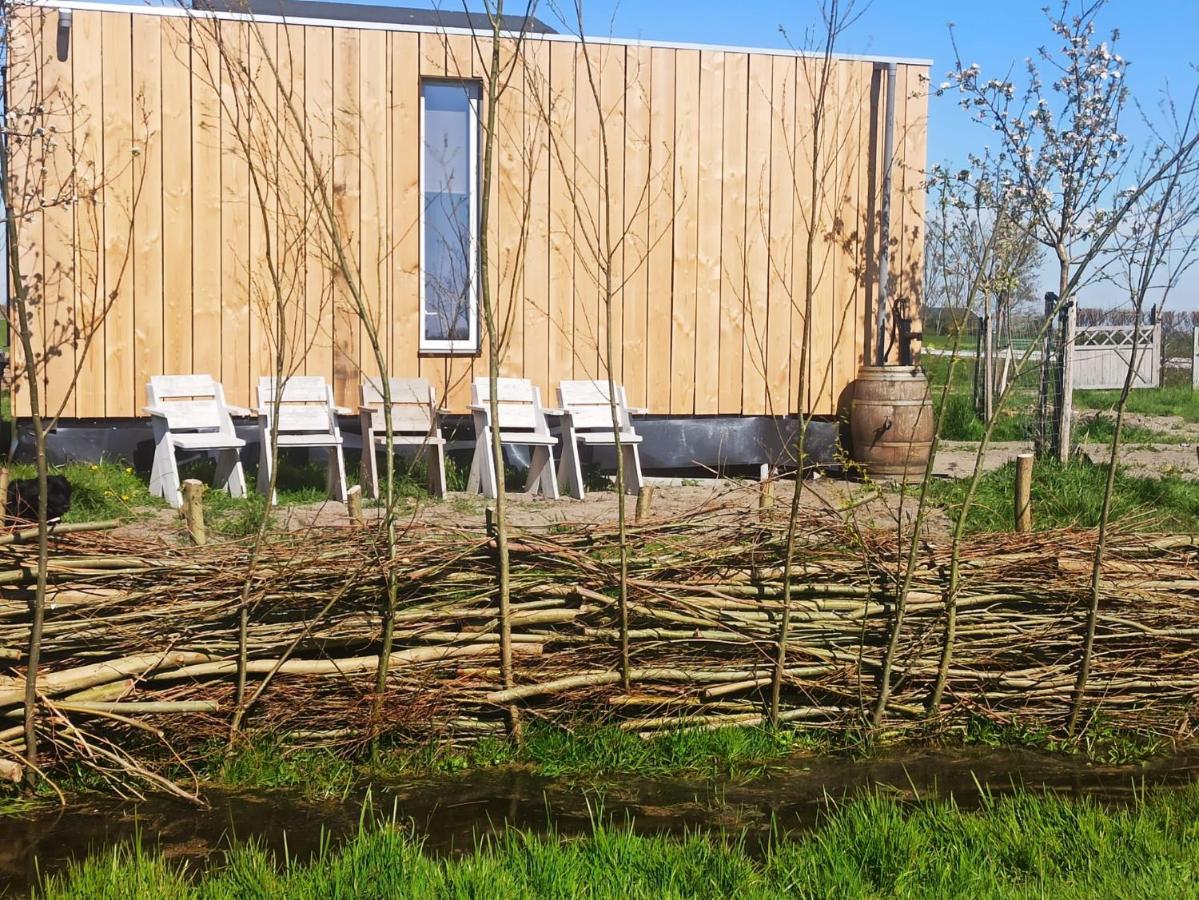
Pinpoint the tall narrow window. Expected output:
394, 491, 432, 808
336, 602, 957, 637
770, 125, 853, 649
420, 80, 480, 353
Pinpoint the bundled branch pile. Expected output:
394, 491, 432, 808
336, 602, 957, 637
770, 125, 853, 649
2, 509, 1198, 790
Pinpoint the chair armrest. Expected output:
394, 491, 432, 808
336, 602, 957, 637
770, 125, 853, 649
468, 404, 490, 413
435, 407, 453, 417
334, 406, 354, 417
143, 406, 169, 418
226, 405, 255, 417
358, 406, 377, 416
627, 406, 649, 416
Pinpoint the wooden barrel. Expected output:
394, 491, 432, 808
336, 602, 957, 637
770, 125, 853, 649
849, 366, 934, 482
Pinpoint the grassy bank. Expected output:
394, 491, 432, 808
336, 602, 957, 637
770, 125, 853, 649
1, 719, 1166, 815
200, 719, 1168, 801
208, 725, 825, 799
41, 783, 1199, 898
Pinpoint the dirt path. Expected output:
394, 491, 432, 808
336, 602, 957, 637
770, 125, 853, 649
112, 472, 955, 545
113, 425, 1199, 547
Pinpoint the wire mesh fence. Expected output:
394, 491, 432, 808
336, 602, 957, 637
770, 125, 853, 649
922, 301, 1057, 444
925, 298, 1179, 450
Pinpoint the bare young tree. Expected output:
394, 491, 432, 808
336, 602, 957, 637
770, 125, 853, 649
468, 0, 539, 741
180, 18, 303, 742
1069, 93, 1199, 734
916, 171, 1032, 717
771, 0, 868, 727
549, 0, 660, 692
2, 3, 146, 788
176, 7, 451, 751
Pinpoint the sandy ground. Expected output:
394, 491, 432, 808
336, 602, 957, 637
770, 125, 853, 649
113, 471, 942, 545
935, 411, 1199, 482
111, 413, 1199, 546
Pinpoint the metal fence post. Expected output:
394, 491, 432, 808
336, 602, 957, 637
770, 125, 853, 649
1192, 325, 1199, 390
1056, 298, 1076, 464
983, 298, 994, 422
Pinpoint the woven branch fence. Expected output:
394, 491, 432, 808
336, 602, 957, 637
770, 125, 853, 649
1, 509, 1198, 797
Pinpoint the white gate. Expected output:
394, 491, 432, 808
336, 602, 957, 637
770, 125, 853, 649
1073, 322, 1161, 390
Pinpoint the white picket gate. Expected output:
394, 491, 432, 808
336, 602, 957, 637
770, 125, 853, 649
1073, 322, 1161, 390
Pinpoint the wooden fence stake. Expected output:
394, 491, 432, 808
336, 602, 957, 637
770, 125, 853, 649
1015, 453, 1033, 533
347, 485, 365, 526
0, 467, 9, 521
635, 486, 655, 523
758, 479, 775, 520
181, 479, 207, 546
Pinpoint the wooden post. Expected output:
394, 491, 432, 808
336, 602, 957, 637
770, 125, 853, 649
758, 478, 775, 520
181, 479, 207, 546
1015, 453, 1033, 533
346, 484, 364, 525
635, 485, 655, 523
0, 467, 10, 521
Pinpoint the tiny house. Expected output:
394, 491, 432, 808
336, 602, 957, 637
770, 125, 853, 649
6, 0, 928, 469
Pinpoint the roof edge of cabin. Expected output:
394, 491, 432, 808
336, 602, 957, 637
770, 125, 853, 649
32, 0, 935, 67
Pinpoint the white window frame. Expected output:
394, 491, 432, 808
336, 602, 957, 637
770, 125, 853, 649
419, 79, 481, 355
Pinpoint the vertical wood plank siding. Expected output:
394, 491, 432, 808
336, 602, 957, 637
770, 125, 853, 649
10, 8, 927, 418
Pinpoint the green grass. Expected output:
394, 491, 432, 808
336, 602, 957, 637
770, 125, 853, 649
1073, 413, 1184, 446
1075, 382, 1199, 423
921, 354, 1033, 442
0, 451, 449, 535
932, 456, 1199, 533
960, 714, 1166, 766
4, 459, 160, 522
39, 782, 1199, 898
212, 738, 357, 796
206, 724, 825, 799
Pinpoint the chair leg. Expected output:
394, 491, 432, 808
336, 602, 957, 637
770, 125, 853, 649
363, 441, 381, 500
327, 446, 348, 502
524, 446, 543, 494
622, 443, 644, 496
558, 435, 585, 500
527, 445, 558, 499
467, 411, 489, 496
427, 444, 447, 499
480, 434, 499, 499
542, 446, 560, 500
150, 435, 182, 509
215, 448, 247, 499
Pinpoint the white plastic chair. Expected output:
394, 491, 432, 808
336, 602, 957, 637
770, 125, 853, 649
256, 376, 347, 502
360, 377, 448, 499
145, 375, 249, 509
556, 380, 646, 500
467, 377, 560, 499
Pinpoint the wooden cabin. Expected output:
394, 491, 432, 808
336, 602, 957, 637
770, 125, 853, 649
6, 1, 928, 456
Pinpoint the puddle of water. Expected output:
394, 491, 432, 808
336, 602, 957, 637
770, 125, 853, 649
3, 747, 1198, 894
